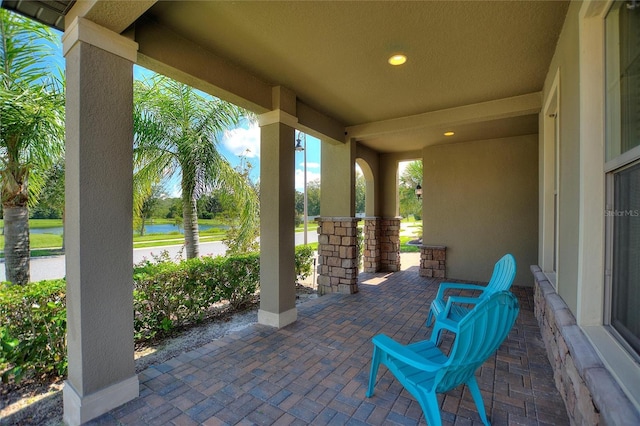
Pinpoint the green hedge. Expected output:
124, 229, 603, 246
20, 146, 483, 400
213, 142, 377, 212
0, 279, 67, 383
295, 244, 314, 282
0, 247, 315, 383
132, 252, 261, 341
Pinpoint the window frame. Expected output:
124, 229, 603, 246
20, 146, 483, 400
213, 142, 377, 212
603, 1, 640, 360
578, 0, 640, 409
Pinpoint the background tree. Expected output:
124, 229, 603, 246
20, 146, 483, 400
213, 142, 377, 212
31, 159, 64, 220
197, 193, 223, 219
1, 10, 65, 284
135, 183, 163, 236
294, 190, 304, 217
133, 75, 258, 259
355, 170, 366, 215
221, 152, 259, 254
399, 161, 423, 219
156, 197, 182, 219
305, 179, 321, 217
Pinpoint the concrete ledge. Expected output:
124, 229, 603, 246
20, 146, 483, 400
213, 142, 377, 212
258, 307, 297, 328
585, 367, 640, 426
315, 217, 361, 223
420, 245, 446, 250
63, 375, 139, 426
531, 265, 640, 425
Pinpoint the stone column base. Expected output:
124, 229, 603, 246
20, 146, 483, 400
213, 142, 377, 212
362, 217, 381, 273
258, 308, 297, 328
63, 376, 139, 426
420, 245, 446, 278
316, 217, 360, 294
379, 217, 401, 272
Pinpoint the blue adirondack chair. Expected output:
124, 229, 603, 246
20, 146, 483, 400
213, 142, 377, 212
367, 291, 520, 426
426, 253, 516, 344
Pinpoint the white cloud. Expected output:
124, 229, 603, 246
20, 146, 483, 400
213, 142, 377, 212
302, 162, 320, 169
295, 169, 321, 191
222, 124, 260, 158
398, 160, 409, 177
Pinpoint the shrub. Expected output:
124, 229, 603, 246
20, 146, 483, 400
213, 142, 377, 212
0, 280, 66, 383
208, 254, 260, 310
295, 245, 315, 282
132, 252, 260, 341
0, 246, 316, 382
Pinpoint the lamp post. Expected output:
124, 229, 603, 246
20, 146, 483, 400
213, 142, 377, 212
295, 131, 308, 245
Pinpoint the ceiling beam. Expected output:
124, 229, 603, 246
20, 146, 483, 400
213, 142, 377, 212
347, 92, 542, 141
134, 16, 273, 114
296, 101, 345, 144
66, 0, 156, 33
135, 16, 347, 143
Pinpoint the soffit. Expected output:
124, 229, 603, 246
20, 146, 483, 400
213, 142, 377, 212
144, 0, 568, 130
1, 0, 74, 32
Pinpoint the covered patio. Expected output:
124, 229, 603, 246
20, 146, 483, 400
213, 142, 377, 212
86, 260, 568, 425
3, 0, 639, 423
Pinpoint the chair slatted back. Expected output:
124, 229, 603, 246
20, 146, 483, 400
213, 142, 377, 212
435, 291, 519, 392
485, 253, 517, 293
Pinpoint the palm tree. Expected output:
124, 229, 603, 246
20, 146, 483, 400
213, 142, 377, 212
1, 10, 65, 284
133, 75, 258, 259
399, 160, 423, 219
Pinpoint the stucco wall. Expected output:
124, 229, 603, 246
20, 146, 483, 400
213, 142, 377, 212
356, 144, 380, 217
423, 135, 538, 285
379, 151, 421, 218
540, 0, 581, 314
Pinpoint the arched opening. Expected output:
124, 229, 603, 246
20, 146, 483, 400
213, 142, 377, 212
355, 159, 375, 217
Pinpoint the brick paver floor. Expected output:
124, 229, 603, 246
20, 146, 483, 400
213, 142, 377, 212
88, 264, 569, 425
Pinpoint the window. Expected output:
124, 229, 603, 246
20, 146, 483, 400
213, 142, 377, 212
610, 162, 640, 354
605, 1, 640, 357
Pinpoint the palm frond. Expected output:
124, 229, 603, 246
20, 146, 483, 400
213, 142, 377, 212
132, 72, 259, 256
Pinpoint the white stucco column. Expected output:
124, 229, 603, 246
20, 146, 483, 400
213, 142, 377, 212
257, 110, 298, 327
62, 18, 139, 425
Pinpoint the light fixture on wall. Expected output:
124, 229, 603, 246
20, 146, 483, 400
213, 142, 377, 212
415, 184, 423, 200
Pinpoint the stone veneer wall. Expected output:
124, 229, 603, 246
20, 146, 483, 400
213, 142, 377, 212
362, 218, 381, 273
420, 245, 446, 278
316, 217, 360, 295
379, 218, 401, 272
531, 265, 640, 426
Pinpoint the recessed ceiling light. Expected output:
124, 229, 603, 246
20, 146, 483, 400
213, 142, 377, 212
388, 54, 407, 66
444, 131, 455, 136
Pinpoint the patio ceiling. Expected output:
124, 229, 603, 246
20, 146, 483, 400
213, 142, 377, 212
3, 0, 570, 153
141, 0, 569, 152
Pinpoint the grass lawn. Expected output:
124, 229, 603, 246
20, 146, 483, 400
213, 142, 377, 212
133, 234, 224, 249
0, 219, 64, 229
295, 222, 319, 232
0, 218, 420, 256
399, 236, 421, 253
0, 233, 63, 251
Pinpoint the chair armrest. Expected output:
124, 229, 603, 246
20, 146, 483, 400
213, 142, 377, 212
372, 334, 443, 372
430, 316, 460, 335
435, 282, 487, 300
446, 295, 482, 306
439, 295, 481, 321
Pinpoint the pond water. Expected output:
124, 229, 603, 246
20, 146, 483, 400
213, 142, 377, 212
138, 223, 224, 235
27, 223, 225, 235
29, 227, 64, 235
